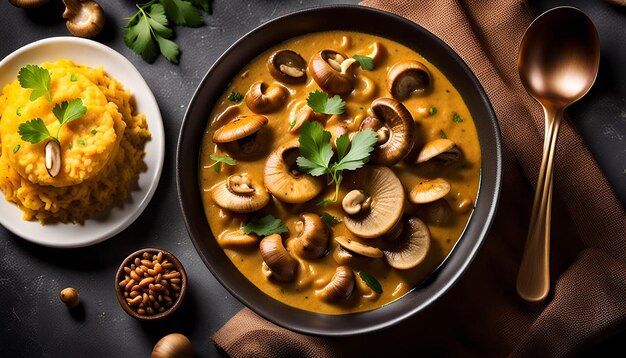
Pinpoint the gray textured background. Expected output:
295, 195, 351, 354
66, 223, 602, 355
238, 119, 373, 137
0, 0, 624, 357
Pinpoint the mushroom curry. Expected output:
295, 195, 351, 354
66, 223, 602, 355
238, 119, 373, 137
199, 32, 481, 314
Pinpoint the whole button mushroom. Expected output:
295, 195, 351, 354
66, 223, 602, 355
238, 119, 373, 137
308, 49, 357, 94
267, 50, 308, 84
260, 234, 298, 282
245, 81, 288, 114
151, 333, 193, 358
62, 0, 106, 38
291, 213, 330, 259
415, 138, 461, 165
359, 97, 415, 166
342, 166, 405, 239
386, 60, 432, 101
408, 178, 451, 204
382, 216, 431, 270
264, 141, 324, 203
210, 173, 270, 213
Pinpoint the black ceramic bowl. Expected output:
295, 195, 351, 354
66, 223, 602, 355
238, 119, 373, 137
177, 5, 502, 336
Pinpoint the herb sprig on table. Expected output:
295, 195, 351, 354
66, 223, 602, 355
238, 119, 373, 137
123, 0, 212, 64
296, 120, 377, 206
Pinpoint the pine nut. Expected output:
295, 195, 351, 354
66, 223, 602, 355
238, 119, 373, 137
127, 296, 142, 306
125, 279, 135, 292
138, 277, 154, 287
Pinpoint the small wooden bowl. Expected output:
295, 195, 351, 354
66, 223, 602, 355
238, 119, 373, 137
114, 248, 187, 321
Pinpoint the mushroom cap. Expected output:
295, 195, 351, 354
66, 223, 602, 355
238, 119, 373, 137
291, 213, 330, 259
217, 230, 260, 249
316, 266, 355, 302
308, 50, 356, 94
210, 174, 270, 213
260, 234, 298, 282
343, 166, 405, 238
264, 141, 324, 203
335, 236, 383, 258
8, 0, 49, 8
212, 115, 269, 143
267, 50, 308, 84
409, 178, 451, 204
415, 139, 460, 165
359, 97, 415, 166
383, 216, 431, 270
245, 81, 288, 114
63, 0, 106, 38
386, 60, 432, 101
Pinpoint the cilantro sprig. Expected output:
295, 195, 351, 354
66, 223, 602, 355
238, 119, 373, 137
18, 65, 51, 102
206, 153, 237, 173
18, 99, 87, 144
321, 212, 341, 226
124, 0, 211, 64
306, 90, 346, 115
296, 120, 377, 204
359, 272, 383, 294
352, 55, 374, 71
242, 214, 288, 237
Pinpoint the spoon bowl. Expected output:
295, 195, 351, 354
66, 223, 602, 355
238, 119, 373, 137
516, 6, 600, 302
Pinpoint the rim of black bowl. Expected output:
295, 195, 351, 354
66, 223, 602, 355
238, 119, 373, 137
176, 4, 502, 336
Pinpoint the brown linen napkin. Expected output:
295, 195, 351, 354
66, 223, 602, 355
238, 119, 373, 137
213, 0, 626, 356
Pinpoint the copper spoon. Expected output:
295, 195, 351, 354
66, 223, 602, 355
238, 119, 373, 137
516, 6, 600, 302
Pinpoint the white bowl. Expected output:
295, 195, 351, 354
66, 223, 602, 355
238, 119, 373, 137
0, 37, 165, 248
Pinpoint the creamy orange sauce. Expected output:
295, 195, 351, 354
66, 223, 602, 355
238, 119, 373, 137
199, 32, 481, 314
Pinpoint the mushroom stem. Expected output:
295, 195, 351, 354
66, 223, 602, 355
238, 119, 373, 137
342, 190, 371, 215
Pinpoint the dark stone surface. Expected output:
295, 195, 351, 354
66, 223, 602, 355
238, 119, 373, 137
0, 1, 623, 357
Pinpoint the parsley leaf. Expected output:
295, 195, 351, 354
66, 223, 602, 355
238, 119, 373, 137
18, 118, 51, 144
208, 153, 237, 173
429, 106, 437, 116
306, 90, 345, 115
321, 212, 341, 226
125, 3, 182, 64
16, 108, 22, 116
18, 65, 51, 102
359, 272, 383, 294
228, 91, 244, 103
353, 55, 374, 71
13, 145, 20, 154
439, 129, 447, 139
70, 73, 77, 82
161, 0, 203, 27
316, 199, 331, 207
189, 0, 211, 12
78, 139, 85, 145
453, 113, 463, 123
91, 129, 97, 135
332, 130, 377, 172
335, 134, 350, 161
242, 214, 289, 237
296, 121, 333, 177
53, 99, 87, 126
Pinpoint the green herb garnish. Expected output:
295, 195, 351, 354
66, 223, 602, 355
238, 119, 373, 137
321, 212, 341, 226
439, 129, 447, 139
227, 91, 244, 103
306, 90, 345, 115
242, 214, 289, 237
296, 120, 377, 203
429, 106, 437, 116
359, 106, 364, 110
359, 272, 382, 294
78, 139, 85, 145
91, 129, 97, 135
352, 55, 374, 71
453, 113, 463, 123
13, 145, 20, 154
70, 73, 78, 82
289, 120, 296, 130
16, 108, 22, 116
207, 153, 236, 173
18, 65, 51, 102
69, 143, 73, 150
18, 99, 87, 144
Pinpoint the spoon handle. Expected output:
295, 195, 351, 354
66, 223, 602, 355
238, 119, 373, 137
516, 107, 563, 302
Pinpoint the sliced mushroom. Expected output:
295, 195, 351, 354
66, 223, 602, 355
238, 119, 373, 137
342, 166, 405, 238
291, 213, 329, 259
8, 0, 48, 8
308, 50, 357, 94
359, 97, 415, 166
415, 138, 461, 165
213, 115, 269, 158
335, 236, 383, 258
210, 173, 270, 213
316, 266, 355, 302
260, 234, 298, 282
288, 100, 328, 134
45, 140, 62, 178
409, 178, 451, 204
386, 60, 432, 101
245, 81, 287, 114
267, 50, 307, 84
264, 141, 324, 203
383, 216, 431, 270
62, 0, 106, 38
217, 230, 260, 249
